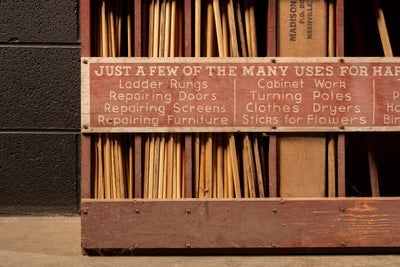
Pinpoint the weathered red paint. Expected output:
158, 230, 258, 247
81, 198, 400, 249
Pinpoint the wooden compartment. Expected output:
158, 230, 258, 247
81, 0, 400, 254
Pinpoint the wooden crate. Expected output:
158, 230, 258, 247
80, 0, 400, 253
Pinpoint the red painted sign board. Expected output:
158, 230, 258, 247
81, 58, 400, 132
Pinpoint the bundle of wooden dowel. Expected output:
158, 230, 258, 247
193, 0, 267, 198
92, 0, 134, 199
92, 0, 269, 199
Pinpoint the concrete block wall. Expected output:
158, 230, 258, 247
0, 0, 81, 215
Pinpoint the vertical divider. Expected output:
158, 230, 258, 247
184, 0, 193, 198
134, 0, 143, 198
81, 0, 91, 200
336, 0, 345, 197
267, 0, 277, 197
81, 134, 92, 199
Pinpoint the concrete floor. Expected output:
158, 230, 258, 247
0, 216, 400, 267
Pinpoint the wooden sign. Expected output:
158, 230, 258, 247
81, 57, 400, 132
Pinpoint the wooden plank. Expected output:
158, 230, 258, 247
134, 135, 142, 198
277, 0, 328, 198
268, 134, 277, 197
336, 0, 345, 198
336, 0, 344, 57
337, 133, 345, 197
267, 0, 276, 57
278, 133, 326, 197
80, 0, 91, 57
82, 57, 400, 133
81, 134, 92, 199
82, 198, 400, 249
185, 134, 193, 198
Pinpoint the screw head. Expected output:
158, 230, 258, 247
83, 125, 88, 129
83, 59, 88, 64
340, 241, 346, 247
271, 242, 277, 248
272, 208, 278, 213
135, 209, 140, 214
134, 244, 140, 249
185, 209, 192, 214
185, 243, 191, 248
340, 207, 346, 213
82, 209, 88, 215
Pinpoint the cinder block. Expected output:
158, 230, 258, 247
0, 47, 80, 130
0, 134, 79, 214
0, 0, 79, 43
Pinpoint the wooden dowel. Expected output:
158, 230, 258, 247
245, 134, 256, 198
373, 0, 393, 57
227, 0, 239, 56
167, 134, 174, 198
158, 133, 166, 199
159, 0, 166, 57
153, 134, 160, 198
213, 0, 225, 57
229, 133, 241, 197
223, 141, 229, 198
206, 0, 215, 57
221, 0, 230, 57
115, 136, 121, 198
127, 0, 132, 57
97, 134, 104, 199
163, 135, 169, 198
148, 0, 155, 57
199, 134, 206, 198
170, 0, 177, 57
244, 0, 251, 56
101, 0, 108, 57
195, 0, 201, 57
205, 133, 213, 198
253, 133, 265, 197
164, 0, 172, 57
212, 134, 218, 198
242, 137, 249, 198
227, 140, 234, 198
153, 0, 160, 57
249, 0, 257, 57
235, 0, 247, 57
328, 0, 335, 57
103, 133, 111, 199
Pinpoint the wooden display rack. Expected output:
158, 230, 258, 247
80, 0, 400, 254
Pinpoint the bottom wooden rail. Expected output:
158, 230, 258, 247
81, 198, 400, 253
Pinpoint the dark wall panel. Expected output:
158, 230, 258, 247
0, 47, 81, 130
0, 0, 79, 43
0, 134, 79, 214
